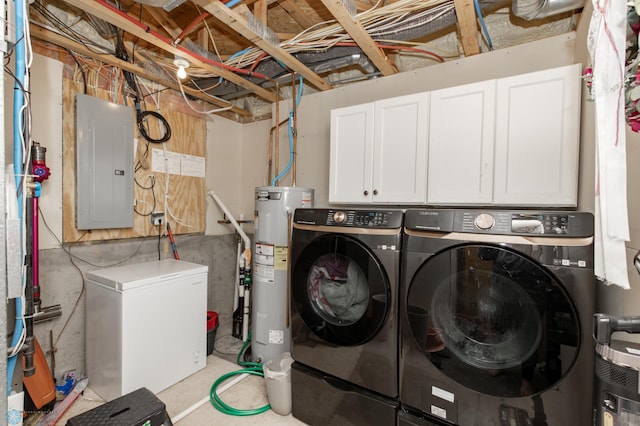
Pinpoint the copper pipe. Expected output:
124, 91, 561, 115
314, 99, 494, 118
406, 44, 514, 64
274, 82, 280, 186
291, 73, 298, 187
268, 127, 273, 184
268, 116, 289, 184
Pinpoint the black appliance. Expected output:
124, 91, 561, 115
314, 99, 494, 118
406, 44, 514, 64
399, 209, 595, 425
290, 208, 403, 425
593, 314, 640, 426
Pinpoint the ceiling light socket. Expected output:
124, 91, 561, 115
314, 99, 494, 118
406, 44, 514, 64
173, 56, 190, 80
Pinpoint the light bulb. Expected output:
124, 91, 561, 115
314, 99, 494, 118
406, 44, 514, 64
177, 64, 187, 79
173, 56, 190, 80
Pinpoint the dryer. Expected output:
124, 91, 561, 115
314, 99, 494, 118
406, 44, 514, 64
290, 208, 402, 425
399, 209, 595, 425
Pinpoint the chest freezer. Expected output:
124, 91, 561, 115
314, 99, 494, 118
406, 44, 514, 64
85, 259, 208, 401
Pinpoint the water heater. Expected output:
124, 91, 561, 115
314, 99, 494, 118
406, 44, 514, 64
253, 186, 314, 363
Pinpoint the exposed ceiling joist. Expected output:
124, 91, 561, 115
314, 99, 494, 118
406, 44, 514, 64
277, 0, 316, 29
318, 0, 395, 76
192, 0, 332, 91
60, 0, 278, 103
453, 0, 480, 56
254, 0, 268, 24
143, 5, 181, 39
30, 24, 252, 117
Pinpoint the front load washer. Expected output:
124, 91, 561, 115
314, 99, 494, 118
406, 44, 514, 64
399, 209, 595, 425
290, 208, 403, 425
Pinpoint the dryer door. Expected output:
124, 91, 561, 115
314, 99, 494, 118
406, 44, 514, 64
292, 233, 390, 346
406, 243, 580, 397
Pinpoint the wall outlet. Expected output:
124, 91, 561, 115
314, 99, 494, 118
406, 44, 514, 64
151, 212, 164, 225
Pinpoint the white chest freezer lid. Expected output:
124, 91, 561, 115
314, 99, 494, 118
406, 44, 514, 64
86, 259, 208, 291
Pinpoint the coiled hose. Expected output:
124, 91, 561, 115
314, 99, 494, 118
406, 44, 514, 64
209, 331, 271, 416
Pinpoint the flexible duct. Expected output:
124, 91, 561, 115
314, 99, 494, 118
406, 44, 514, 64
512, 0, 585, 20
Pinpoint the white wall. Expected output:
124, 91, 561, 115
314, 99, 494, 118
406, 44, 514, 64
4, 54, 63, 250
205, 115, 243, 235
237, 33, 579, 210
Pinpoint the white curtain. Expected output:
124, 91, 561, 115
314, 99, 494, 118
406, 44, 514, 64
588, 0, 630, 288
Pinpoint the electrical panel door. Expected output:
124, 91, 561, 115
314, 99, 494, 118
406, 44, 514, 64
76, 94, 134, 230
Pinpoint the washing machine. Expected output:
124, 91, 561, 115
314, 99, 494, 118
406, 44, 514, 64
399, 209, 595, 425
290, 208, 403, 425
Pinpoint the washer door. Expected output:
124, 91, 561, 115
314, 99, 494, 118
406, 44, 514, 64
292, 233, 390, 346
406, 243, 580, 397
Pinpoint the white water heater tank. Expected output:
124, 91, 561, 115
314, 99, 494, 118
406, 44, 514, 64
253, 186, 314, 363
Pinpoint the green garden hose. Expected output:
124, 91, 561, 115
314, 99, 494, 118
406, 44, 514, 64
209, 331, 271, 416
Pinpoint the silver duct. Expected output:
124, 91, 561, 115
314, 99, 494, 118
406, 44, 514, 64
512, 0, 585, 20
132, 0, 186, 11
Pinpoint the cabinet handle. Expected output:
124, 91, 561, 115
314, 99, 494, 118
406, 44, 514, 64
373, 190, 378, 195
363, 190, 368, 196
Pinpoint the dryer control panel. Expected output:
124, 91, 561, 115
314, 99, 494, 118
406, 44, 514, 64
294, 209, 403, 229
405, 209, 593, 238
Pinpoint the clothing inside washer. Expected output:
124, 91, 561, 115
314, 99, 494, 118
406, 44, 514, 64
307, 253, 369, 324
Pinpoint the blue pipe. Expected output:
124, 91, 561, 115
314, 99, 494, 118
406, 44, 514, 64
271, 76, 303, 186
225, 0, 242, 8
8, 0, 26, 395
271, 112, 294, 186
473, 0, 493, 51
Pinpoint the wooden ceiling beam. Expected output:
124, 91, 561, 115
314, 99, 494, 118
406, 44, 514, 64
192, 0, 332, 91
277, 0, 316, 29
254, 0, 268, 24
453, 0, 480, 56
30, 24, 251, 117
143, 5, 182, 39
318, 0, 395, 76
59, 0, 277, 103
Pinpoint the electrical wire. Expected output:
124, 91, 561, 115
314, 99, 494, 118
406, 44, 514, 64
137, 110, 172, 143
64, 47, 88, 94
29, 2, 115, 54
177, 78, 234, 115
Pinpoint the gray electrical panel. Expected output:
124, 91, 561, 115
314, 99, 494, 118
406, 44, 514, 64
76, 94, 134, 230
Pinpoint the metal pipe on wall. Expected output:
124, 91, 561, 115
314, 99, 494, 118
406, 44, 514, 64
291, 73, 297, 187
274, 84, 280, 186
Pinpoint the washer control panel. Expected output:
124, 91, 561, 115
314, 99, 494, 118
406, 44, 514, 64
294, 209, 403, 229
405, 209, 592, 237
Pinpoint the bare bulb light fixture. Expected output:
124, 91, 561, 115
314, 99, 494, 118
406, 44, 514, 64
174, 56, 189, 80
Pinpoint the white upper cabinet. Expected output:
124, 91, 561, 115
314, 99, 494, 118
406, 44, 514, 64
329, 103, 374, 204
427, 80, 496, 204
493, 64, 581, 206
329, 92, 429, 204
329, 63, 581, 207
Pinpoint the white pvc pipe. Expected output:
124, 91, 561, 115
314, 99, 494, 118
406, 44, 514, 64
171, 372, 250, 423
207, 191, 251, 257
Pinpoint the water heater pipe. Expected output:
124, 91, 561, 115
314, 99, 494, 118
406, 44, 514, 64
274, 85, 280, 186
268, 116, 288, 185
291, 74, 297, 187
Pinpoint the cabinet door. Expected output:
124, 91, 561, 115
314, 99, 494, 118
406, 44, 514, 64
427, 80, 496, 204
493, 64, 581, 206
373, 92, 429, 204
329, 103, 375, 203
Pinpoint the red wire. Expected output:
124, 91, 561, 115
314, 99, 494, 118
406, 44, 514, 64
173, 12, 209, 45
94, 0, 268, 79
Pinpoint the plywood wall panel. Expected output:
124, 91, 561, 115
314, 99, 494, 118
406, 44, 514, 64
62, 78, 206, 243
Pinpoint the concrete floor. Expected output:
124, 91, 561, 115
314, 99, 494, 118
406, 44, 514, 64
57, 349, 307, 425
